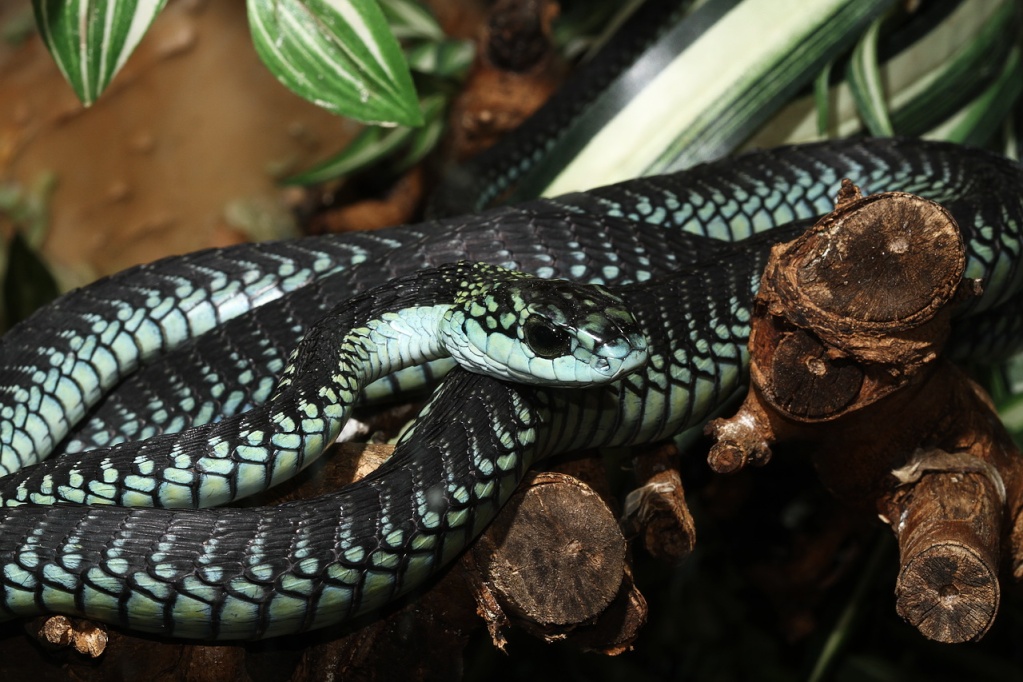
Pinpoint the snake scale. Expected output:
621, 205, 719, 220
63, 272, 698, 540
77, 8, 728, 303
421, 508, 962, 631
0, 138, 1021, 638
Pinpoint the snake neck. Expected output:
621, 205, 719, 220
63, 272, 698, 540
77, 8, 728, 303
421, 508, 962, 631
341, 305, 455, 382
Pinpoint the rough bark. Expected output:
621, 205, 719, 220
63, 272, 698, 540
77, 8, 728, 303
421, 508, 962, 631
622, 443, 697, 563
884, 450, 1003, 642
706, 181, 1023, 643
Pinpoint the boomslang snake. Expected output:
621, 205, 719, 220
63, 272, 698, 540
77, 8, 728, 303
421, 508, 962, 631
0, 138, 1020, 638
0, 262, 646, 508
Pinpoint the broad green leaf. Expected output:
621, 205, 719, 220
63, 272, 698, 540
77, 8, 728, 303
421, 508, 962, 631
530, 0, 893, 200
32, 0, 167, 106
847, 17, 893, 136
247, 0, 422, 126
378, 0, 442, 41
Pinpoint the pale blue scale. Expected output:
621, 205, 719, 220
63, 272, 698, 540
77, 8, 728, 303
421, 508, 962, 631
370, 551, 399, 570
228, 577, 269, 601
124, 592, 166, 625
77, 585, 118, 621
58, 551, 82, 571
170, 595, 215, 639
150, 562, 176, 581
446, 508, 470, 530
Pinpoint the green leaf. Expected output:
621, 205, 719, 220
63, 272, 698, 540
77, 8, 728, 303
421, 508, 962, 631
247, 0, 422, 126
285, 125, 412, 185
521, 0, 893, 201
814, 60, 834, 136
847, 17, 893, 136
888, 0, 1017, 136
378, 0, 442, 41
394, 94, 446, 168
807, 536, 890, 682
285, 93, 444, 185
744, 0, 1016, 148
926, 45, 1023, 147
32, 0, 168, 106
405, 39, 474, 79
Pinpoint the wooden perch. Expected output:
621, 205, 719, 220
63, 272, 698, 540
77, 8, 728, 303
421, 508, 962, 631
470, 466, 646, 653
885, 448, 1003, 642
706, 180, 1023, 643
622, 442, 697, 563
473, 471, 626, 631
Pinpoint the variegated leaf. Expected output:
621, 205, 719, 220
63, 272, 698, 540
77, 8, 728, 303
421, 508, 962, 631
32, 0, 167, 106
247, 0, 422, 126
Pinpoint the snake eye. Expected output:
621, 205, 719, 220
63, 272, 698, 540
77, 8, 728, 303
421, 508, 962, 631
523, 314, 572, 359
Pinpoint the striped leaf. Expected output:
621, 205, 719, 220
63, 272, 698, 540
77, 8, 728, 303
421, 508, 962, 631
926, 45, 1023, 147
525, 0, 893, 200
745, 0, 1018, 147
284, 125, 415, 186
378, 0, 443, 41
285, 94, 444, 185
813, 61, 834, 136
847, 17, 893, 136
32, 0, 167, 106
247, 0, 422, 126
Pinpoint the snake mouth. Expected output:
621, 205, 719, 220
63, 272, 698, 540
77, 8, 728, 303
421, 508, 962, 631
589, 337, 649, 380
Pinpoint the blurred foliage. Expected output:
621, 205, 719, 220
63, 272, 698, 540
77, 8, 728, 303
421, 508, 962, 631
0, 175, 59, 331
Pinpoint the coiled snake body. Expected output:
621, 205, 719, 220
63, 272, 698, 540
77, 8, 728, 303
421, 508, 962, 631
0, 138, 1020, 638
0, 262, 646, 508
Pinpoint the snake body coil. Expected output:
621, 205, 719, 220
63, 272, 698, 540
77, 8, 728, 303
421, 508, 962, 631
0, 262, 645, 508
20, 138, 1023, 466
0, 138, 1021, 638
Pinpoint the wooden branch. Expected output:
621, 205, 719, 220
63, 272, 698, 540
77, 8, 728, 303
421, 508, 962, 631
485, 0, 559, 72
705, 180, 1023, 643
447, 0, 565, 163
884, 449, 1003, 642
623, 442, 696, 563
473, 471, 626, 630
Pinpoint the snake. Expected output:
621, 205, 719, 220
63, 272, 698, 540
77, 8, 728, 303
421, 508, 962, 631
0, 138, 1020, 639
0, 262, 646, 508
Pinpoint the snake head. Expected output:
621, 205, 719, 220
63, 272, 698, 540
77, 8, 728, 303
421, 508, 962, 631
442, 271, 648, 387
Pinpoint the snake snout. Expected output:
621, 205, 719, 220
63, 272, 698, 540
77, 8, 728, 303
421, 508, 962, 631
589, 329, 649, 380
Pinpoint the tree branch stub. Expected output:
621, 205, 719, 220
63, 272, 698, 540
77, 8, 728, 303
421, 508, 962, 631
705, 181, 1023, 643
